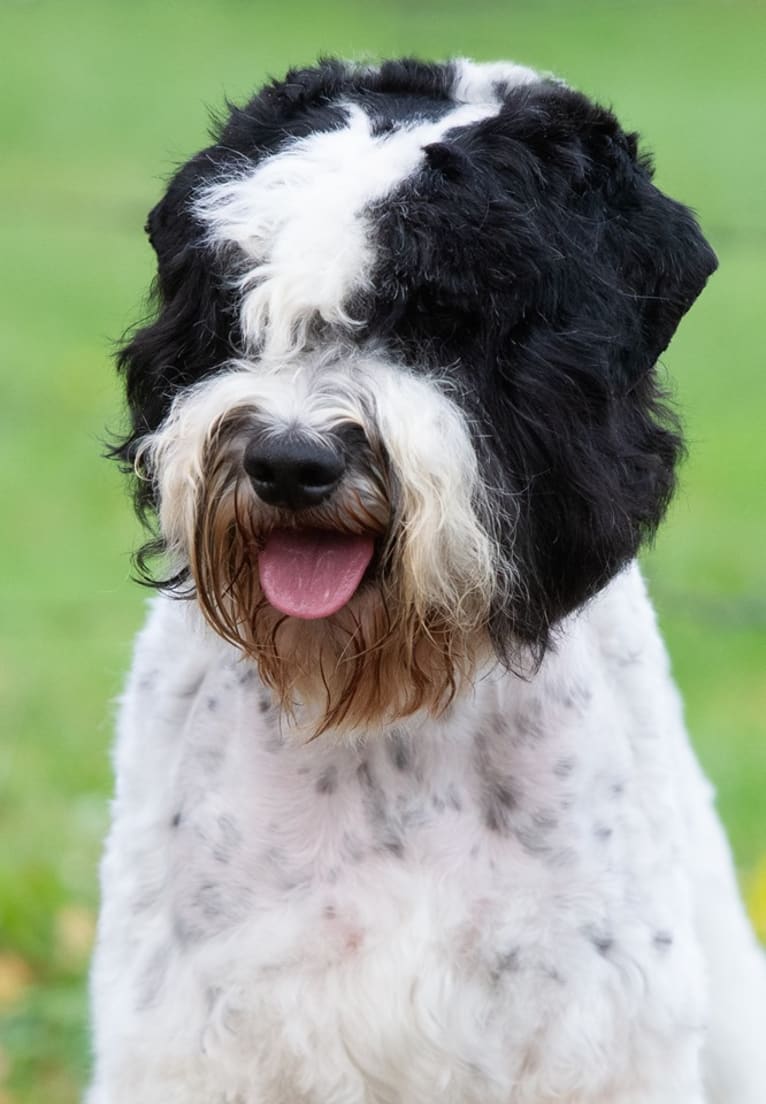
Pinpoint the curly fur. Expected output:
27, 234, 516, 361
113, 59, 714, 676
88, 57, 766, 1104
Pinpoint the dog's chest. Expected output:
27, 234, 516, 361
158, 659, 625, 967
100, 600, 704, 1102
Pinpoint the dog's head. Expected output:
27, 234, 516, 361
114, 58, 716, 732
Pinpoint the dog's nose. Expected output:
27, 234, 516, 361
243, 434, 346, 510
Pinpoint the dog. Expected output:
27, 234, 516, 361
88, 58, 766, 1103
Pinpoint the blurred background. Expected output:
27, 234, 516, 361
1, 0, 764, 1099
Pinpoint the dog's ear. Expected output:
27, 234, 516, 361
475, 87, 718, 658
576, 116, 718, 386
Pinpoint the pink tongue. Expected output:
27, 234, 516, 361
258, 529, 375, 620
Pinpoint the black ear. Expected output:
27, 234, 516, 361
463, 85, 718, 656
579, 119, 718, 385
478, 83, 720, 391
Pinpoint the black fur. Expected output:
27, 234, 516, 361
113, 58, 716, 656
359, 80, 717, 653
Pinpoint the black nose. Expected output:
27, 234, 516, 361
243, 434, 346, 510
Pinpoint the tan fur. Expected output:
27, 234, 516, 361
186, 412, 491, 734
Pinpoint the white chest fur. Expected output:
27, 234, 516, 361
89, 566, 715, 1103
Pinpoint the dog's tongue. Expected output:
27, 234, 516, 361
258, 529, 375, 620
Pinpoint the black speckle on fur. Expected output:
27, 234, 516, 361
653, 930, 674, 951
137, 671, 157, 694
176, 675, 203, 700
490, 946, 521, 984
387, 729, 411, 772
357, 760, 406, 856
553, 757, 576, 779
173, 880, 255, 945
497, 947, 520, 973
585, 927, 614, 957
474, 732, 519, 835
515, 823, 555, 857
316, 765, 339, 795
541, 964, 566, 985
484, 784, 517, 834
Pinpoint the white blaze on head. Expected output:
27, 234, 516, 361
193, 69, 542, 360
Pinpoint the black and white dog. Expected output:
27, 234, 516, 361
88, 59, 766, 1103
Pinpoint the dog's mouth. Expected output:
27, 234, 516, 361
258, 527, 376, 620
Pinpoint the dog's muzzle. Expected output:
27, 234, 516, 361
239, 428, 377, 621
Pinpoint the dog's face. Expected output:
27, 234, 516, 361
115, 58, 716, 732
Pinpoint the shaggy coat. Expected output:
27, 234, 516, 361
89, 58, 766, 1103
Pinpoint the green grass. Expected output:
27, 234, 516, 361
1, 2, 764, 1100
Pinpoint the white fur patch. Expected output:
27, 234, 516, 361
194, 96, 508, 359
451, 59, 540, 104
88, 565, 766, 1103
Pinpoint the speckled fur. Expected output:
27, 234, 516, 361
88, 566, 766, 1103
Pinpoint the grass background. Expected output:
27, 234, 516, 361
1, 0, 764, 1099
